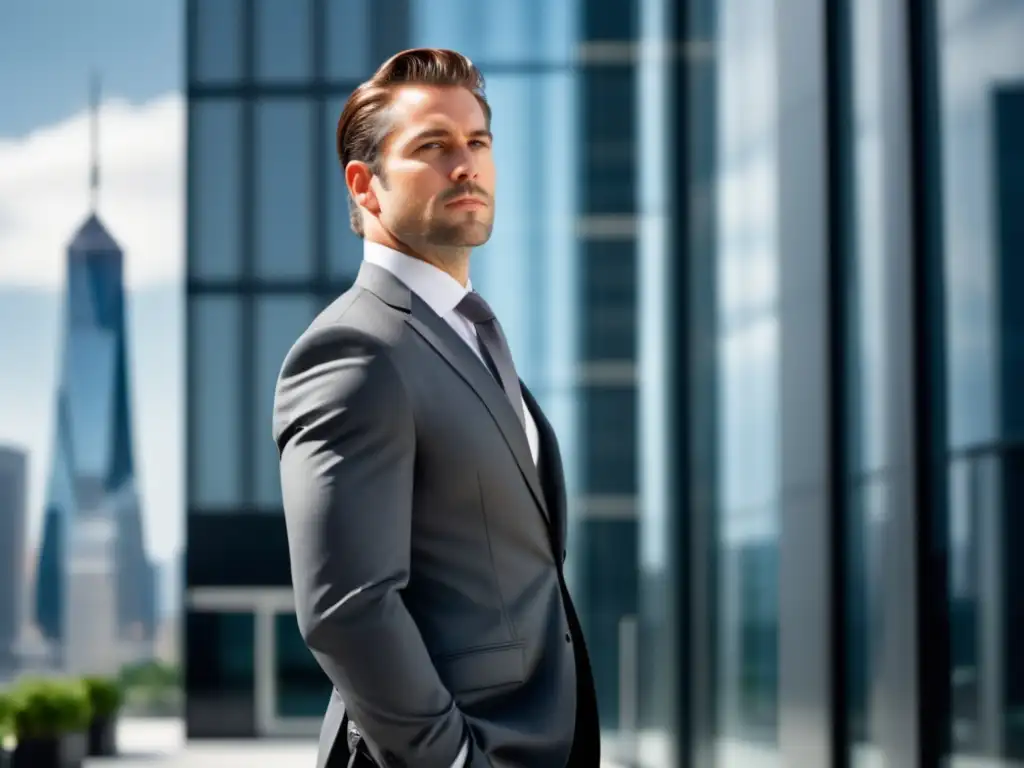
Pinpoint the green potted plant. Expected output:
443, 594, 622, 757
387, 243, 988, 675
0, 689, 13, 768
81, 677, 121, 756
9, 678, 91, 768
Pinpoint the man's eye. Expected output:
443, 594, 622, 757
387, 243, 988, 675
420, 142, 442, 150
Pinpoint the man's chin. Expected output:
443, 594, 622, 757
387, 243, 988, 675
429, 222, 493, 248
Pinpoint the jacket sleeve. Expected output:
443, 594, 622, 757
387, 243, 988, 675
273, 323, 469, 768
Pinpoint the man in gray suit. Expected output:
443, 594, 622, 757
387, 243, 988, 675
273, 48, 599, 768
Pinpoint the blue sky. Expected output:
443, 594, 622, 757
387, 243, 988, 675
0, 0, 180, 136
0, 1, 184, 566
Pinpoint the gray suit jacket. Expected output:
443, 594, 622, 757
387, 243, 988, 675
273, 262, 599, 768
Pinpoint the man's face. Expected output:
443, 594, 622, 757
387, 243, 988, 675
369, 85, 496, 249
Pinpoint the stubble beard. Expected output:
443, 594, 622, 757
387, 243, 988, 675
425, 214, 493, 250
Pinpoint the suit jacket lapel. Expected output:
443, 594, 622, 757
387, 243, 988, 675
405, 303, 551, 526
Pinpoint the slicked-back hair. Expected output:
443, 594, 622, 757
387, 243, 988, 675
336, 48, 491, 237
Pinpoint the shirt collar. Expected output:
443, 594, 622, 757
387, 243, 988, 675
363, 241, 472, 317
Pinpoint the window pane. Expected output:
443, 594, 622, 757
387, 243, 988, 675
254, 0, 312, 82
325, 96, 364, 284
253, 296, 319, 506
274, 611, 332, 717
189, 297, 242, 508
255, 101, 315, 279
190, 101, 242, 279
582, 387, 636, 495
192, 0, 243, 83
709, 1, 781, 763
185, 610, 255, 735
409, 0, 575, 65
468, 73, 553, 381
933, 0, 1024, 762
582, 242, 636, 362
580, 68, 636, 215
324, 0, 369, 81
843, 0, 887, 764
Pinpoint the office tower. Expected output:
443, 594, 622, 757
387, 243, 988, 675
0, 446, 28, 673
34, 77, 154, 670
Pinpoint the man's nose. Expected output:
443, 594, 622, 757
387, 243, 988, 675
449, 147, 478, 182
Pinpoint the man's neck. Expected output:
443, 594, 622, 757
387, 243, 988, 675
365, 233, 471, 287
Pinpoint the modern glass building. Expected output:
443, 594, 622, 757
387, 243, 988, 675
35, 211, 157, 673
184, 0, 1024, 765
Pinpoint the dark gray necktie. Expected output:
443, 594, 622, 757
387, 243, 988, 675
456, 291, 525, 429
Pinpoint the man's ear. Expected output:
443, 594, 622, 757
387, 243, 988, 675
345, 161, 380, 216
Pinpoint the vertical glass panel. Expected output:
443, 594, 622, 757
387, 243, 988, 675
470, 74, 538, 379
844, 0, 887, 765
253, 296, 319, 507
255, 101, 315, 280
192, 0, 243, 84
408, 0, 575, 64
635, 0, 679, 758
325, 96, 365, 285
190, 101, 243, 280
274, 611, 332, 717
934, 1, 1024, 763
710, 0, 781, 764
188, 297, 242, 508
185, 610, 255, 735
254, 0, 313, 82
324, 0, 369, 80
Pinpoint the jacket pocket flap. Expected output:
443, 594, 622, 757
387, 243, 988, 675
436, 642, 525, 693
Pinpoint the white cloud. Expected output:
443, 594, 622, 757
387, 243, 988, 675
0, 93, 184, 289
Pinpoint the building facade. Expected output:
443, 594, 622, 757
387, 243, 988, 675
184, 0, 1024, 765
34, 214, 157, 672
0, 445, 28, 674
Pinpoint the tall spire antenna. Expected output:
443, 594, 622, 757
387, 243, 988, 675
89, 72, 100, 213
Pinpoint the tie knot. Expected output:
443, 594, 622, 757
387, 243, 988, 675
456, 291, 496, 324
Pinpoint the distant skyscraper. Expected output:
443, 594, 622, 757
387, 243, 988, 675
34, 76, 155, 669
0, 445, 28, 671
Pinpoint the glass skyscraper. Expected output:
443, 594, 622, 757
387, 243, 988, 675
34, 212, 156, 672
184, 0, 1024, 765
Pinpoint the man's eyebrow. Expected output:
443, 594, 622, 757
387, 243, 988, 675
407, 128, 493, 144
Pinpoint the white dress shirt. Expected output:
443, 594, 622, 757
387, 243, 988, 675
364, 241, 540, 464
362, 242, 539, 768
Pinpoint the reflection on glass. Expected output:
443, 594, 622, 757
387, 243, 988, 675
253, 297, 319, 507
190, 102, 242, 279
254, 0, 312, 82
710, 1, 780, 764
843, 0, 887, 765
189, 297, 242, 508
409, 0, 574, 66
470, 73, 548, 382
274, 612, 331, 717
325, 97, 365, 284
192, 0, 243, 83
935, 1, 1024, 762
324, 0, 369, 81
256, 101, 315, 280
185, 610, 255, 732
